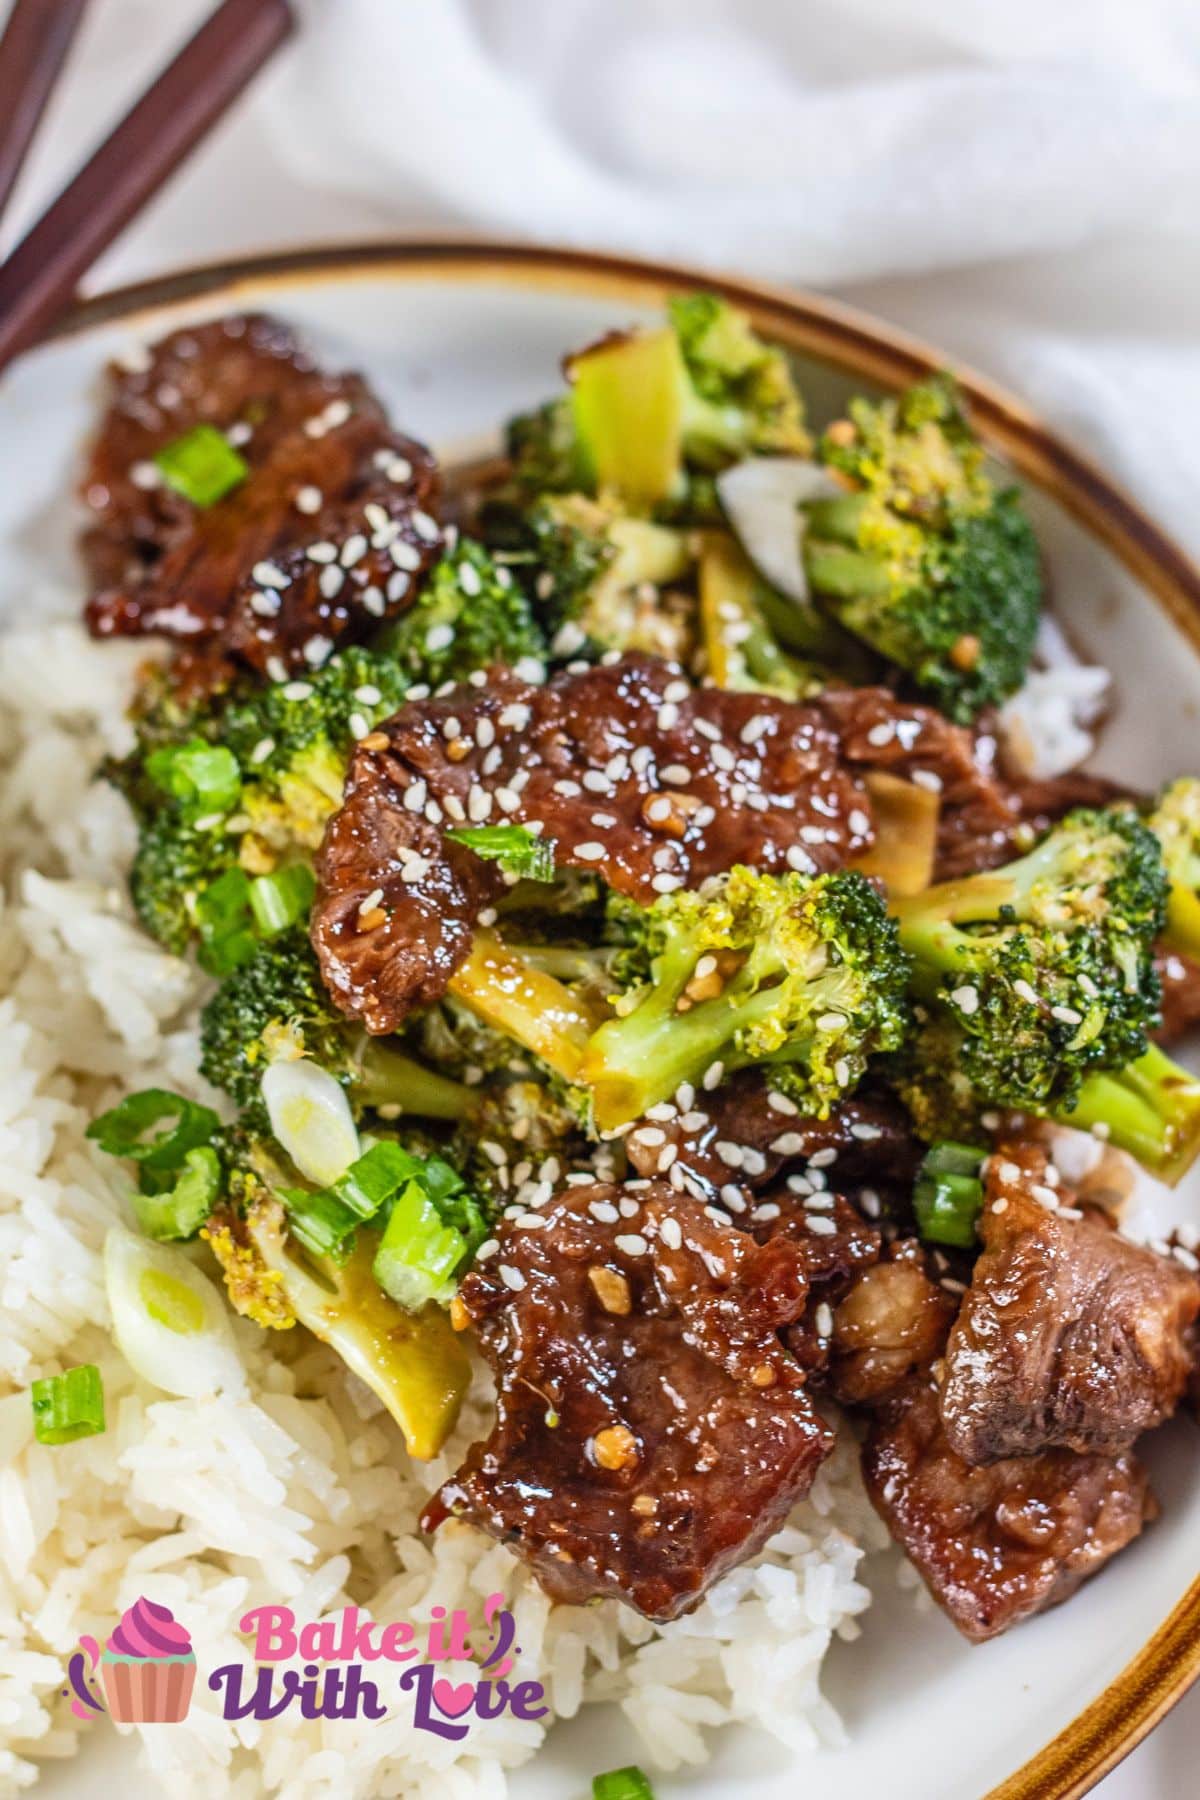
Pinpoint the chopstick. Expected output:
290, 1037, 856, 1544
0, 0, 90, 227
0, 0, 294, 379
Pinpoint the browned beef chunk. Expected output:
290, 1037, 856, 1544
863, 1380, 1154, 1642
81, 315, 443, 680
313, 656, 871, 1033
623, 1073, 918, 1213
422, 1180, 834, 1621
817, 686, 1019, 881
829, 1243, 958, 1406
939, 1142, 1200, 1463
1156, 946, 1200, 1045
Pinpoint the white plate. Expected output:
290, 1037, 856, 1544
6, 243, 1200, 1800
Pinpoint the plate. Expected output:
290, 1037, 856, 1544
6, 240, 1200, 1800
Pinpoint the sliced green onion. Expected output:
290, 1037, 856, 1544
280, 1186, 360, 1264
153, 423, 248, 508
913, 1140, 987, 1248
330, 1140, 423, 1220
248, 864, 317, 936
104, 1225, 245, 1398
30, 1364, 106, 1446
195, 868, 258, 976
372, 1181, 473, 1310
446, 824, 556, 882
146, 739, 241, 814
593, 1770, 656, 1800
87, 1088, 220, 1174
131, 1145, 221, 1241
261, 1058, 361, 1187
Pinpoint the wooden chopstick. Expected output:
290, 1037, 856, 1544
0, 0, 294, 379
0, 0, 90, 227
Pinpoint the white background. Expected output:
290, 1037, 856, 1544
2, 1, 1197, 1794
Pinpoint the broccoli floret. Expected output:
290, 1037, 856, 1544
482, 493, 695, 660
379, 536, 546, 685
582, 865, 911, 1130
1147, 778, 1200, 960
801, 375, 1042, 721
667, 293, 810, 467
505, 396, 583, 496
452, 1073, 588, 1202
128, 809, 234, 954
698, 532, 875, 699
505, 294, 809, 511
894, 807, 1166, 1115
199, 928, 474, 1128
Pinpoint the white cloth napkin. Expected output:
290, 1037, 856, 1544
264, 0, 1200, 555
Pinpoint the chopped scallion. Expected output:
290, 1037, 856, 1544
371, 1181, 472, 1310
87, 1088, 220, 1174
592, 1770, 656, 1800
30, 1364, 106, 1446
446, 824, 556, 882
153, 423, 248, 508
913, 1140, 987, 1248
280, 1186, 360, 1264
145, 739, 241, 814
249, 863, 317, 936
131, 1145, 221, 1241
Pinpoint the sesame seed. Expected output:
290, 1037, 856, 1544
363, 586, 386, 616
651, 873, 682, 893
787, 845, 816, 873
1014, 979, 1040, 1005
848, 808, 870, 836
657, 1144, 679, 1172
771, 1133, 806, 1155
403, 781, 427, 811
306, 541, 337, 563
252, 560, 289, 589
467, 786, 492, 822
804, 1192, 834, 1212
951, 985, 979, 1016
997, 1160, 1021, 1184
413, 509, 441, 543
815, 1302, 834, 1337
615, 1234, 649, 1257
767, 1090, 799, 1116
618, 1197, 642, 1217
282, 680, 313, 701
808, 1147, 838, 1169
358, 887, 385, 918
660, 1216, 683, 1250
850, 1122, 882, 1141
710, 743, 736, 772
499, 1265, 526, 1292
719, 1184, 747, 1213
702, 1060, 724, 1091
303, 634, 334, 666
294, 485, 323, 514
425, 623, 455, 654
912, 769, 942, 792
514, 656, 546, 684
807, 1216, 838, 1236
391, 539, 422, 572
349, 713, 369, 740
250, 736, 275, 765
991, 1196, 1009, 1215
657, 702, 680, 731
660, 764, 692, 786
457, 558, 483, 598
866, 721, 895, 747
1051, 1004, 1083, 1024
715, 1141, 744, 1168
318, 564, 345, 600
740, 715, 771, 745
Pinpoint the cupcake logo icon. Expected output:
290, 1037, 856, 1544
66, 1597, 196, 1724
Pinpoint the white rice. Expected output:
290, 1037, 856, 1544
0, 611, 886, 1796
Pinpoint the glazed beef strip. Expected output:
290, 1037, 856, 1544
863, 1379, 1154, 1643
81, 314, 444, 681
313, 656, 871, 1033
423, 1180, 834, 1621
623, 1074, 918, 1214
939, 1142, 1200, 1463
1156, 946, 1200, 1045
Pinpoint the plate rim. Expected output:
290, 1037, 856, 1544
28, 233, 1200, 1800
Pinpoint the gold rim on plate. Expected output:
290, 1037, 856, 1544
36, 236, 1200, 1799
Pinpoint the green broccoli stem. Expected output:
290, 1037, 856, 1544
803, 541, 896, 602
352, 1041, 476, 1121
1052, 1044, 1200, 1186
802, 492, 871, 544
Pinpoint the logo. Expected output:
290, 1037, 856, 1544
68, 1592, 546, 1740
66, 1597, 196, 1723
